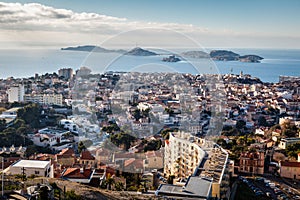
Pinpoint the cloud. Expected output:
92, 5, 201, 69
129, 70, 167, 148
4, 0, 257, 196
0, 2, 299, 49
0, 2, 212, 35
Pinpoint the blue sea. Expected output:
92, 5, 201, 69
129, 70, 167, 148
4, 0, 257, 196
0, 48, 299, 83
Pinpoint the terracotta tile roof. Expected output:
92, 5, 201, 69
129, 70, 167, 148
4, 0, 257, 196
56, 148, 75, 158
114, 152, 134, 159
80, 150, 95, 160
145, 150, 162, 158
63, 168, 78, 176
62, 168, 93, 179
60, 148, 75, 155
124, 158, 143, 169
281, 161, 300, 168
124, 158, 135, 167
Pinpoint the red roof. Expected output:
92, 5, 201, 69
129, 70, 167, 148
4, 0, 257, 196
145, 150, 162, 158
124, 158, 143, 169
80, 150, 95, 160
165, 140, 169, 145
62, 168, 93, 179
56, 148, 75, 158
281, 161, 300, 168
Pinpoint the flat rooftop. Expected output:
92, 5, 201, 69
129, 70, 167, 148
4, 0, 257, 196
38, 128, 69, 135
4, 107, 23, 113
12, 160, 50, 169
156, 176, 212, 199
281, 137, 300, 141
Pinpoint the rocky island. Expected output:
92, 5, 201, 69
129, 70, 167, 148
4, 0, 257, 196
162, 55, 181, 62
125, 47, 158, 56
238, 55, 264, 63
209, 50, 264, 63
181, 51, 210, 59
61, 45, 125, 53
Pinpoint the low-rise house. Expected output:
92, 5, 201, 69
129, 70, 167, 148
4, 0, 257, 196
95, 148, 111, 164
279, 161, 300, 180
0, 107, 22, 126
31, 128, 70, 147
9, 160, 53, 178
143, 150, 163, 171
79, 150, 96, 168
278, 137, 300, 149
56, 148, 76, 167
61, 167, 94, 184
124, 158, 144, 173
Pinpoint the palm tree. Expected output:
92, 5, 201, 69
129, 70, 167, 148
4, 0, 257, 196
106, 177, 115, 190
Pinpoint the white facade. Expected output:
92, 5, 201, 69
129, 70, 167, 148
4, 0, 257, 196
9, 160, 53, 178
278, 137, 300, 149
32, 128, 70, 147
7, 85, 24, 103
0, 107, 22, 119
164, 132, 206, 178
24, 94, 63, 106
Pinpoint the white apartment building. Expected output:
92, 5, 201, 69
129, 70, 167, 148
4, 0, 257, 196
24, 94, 63, 106
164, 132, 206, 178
7, 84, 24, 103
161, 132, 230, 199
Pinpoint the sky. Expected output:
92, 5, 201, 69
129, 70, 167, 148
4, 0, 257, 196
0, 0, 300, 49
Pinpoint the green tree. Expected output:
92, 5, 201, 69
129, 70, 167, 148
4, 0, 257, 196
110, 132, 136, 150
65, 190, 82, 200
236, 120, 246, 130
286, 143, 300, 159
17, 103, 42, 128
115, 182, 124, 191
144, 139, 162, 152
258, 116, 268, 127
0, 119, 6, 132
78, 141, 86, 153
12, 119, 25, 129
106, 176, 115, 190
38, 186, 50, 200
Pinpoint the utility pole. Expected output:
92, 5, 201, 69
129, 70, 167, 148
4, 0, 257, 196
21, 167, 26, 181
2, 157, 3, 197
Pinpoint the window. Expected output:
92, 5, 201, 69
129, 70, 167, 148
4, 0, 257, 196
35, 171, 40, 175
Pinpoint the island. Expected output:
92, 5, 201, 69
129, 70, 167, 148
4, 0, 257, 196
209, 50, 264, 63
181, 51, 210, 59
162, 55, 181, 62
209, 50, 240, 61
61, 45, 125, 53
124, 47, 158, 56
238, 55, 264, 63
